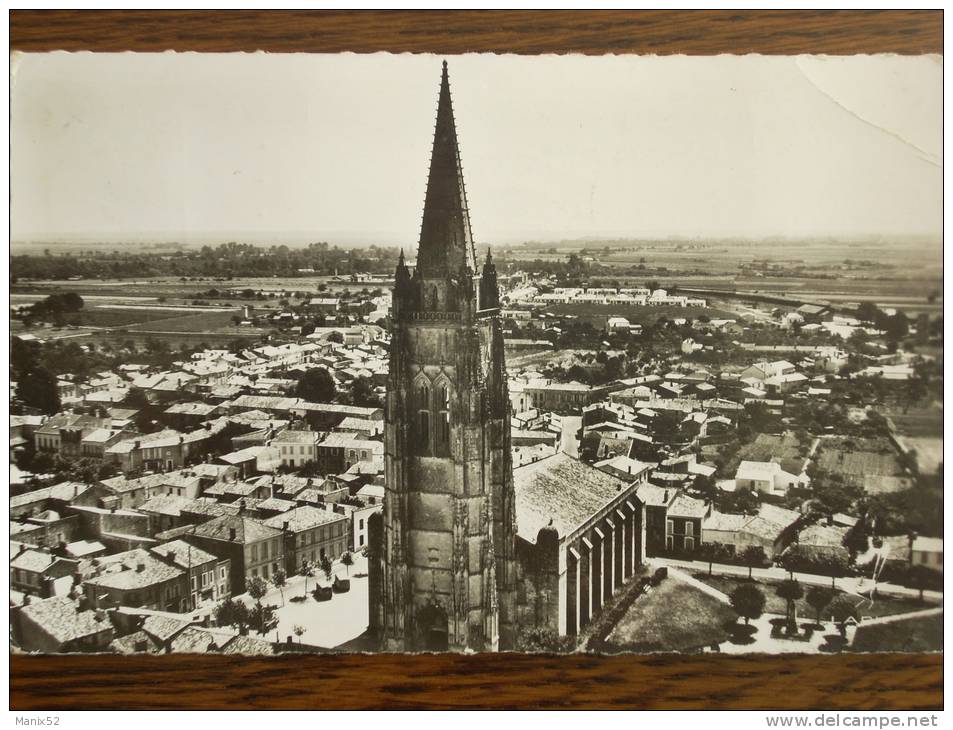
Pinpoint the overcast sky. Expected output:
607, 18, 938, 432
11, 52, 942, 246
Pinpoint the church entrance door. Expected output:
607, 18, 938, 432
416, 603, 449, 651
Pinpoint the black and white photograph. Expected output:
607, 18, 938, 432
9, 48, 942, 661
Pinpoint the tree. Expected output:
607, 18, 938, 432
320, 554, 334, 583
246, 575, 269, 606
697, 542, 728, 576
349, 376, 380, 407
341, 551, 354, 576
844, 523, 869, 562
806, 586, 834, 627
720, 487, 760, 516
812, 482, 862, 522
776, 579, 804, 627
214, 598, 251, 634
739, 545, 767, 579
271, 568, 287, 606
729, 584, 766, 626
295, 367, 336, 403
826, 594, 859, 638
249, 602, 279, 636
293, 624, 306, 644
299, 560, 315, 596
17, 367, 60, 415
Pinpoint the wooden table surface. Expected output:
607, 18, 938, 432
9, 9, 943, 711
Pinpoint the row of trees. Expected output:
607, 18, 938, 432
12, 242, 401, 281
728, 580, 860, 638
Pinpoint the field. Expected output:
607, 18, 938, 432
605, 577, 735, 652
124, 309, 242, 333
507, 236, 942, 315
885, 406, 944, 438
66, 308, 195, 328
814, 437, 910, 494
734, 433, 810, 475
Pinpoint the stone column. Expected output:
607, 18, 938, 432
579, 538, 592, 628
566, 547, 579, 636
601, 521, 613, 603
627, 500, 640, 570
591, 528, 603, 615
614, 509, 626, 590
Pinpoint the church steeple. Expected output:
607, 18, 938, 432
415, 61, 477, 277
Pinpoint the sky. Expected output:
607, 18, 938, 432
11, 52, 942, 246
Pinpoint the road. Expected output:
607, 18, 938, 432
659, 557, 943, 603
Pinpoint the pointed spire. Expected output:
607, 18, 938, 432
415, 61, 477, 277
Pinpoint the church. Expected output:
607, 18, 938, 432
367, 62, 646, 652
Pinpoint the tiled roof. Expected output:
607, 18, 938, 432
141, 614, 191, 643
10, 548, 56, 573
634, 483, 676, 508
19, 596, 111, 644
263, 505, 345, 533
190, 514, 282, 544
514, 452, 627, 544
667, 493, 708, 519
10, 482, 91, 510
221, 634, 275, 655
85, 549, 184, 590
151, 539, 218, 569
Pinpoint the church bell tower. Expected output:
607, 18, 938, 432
368, 61, 519, 652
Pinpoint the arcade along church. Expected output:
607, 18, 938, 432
367, 62, 647, 652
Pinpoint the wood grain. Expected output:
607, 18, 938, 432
10, 652, 943, 710
9, 10, 942, 55
7, 9, 943, 711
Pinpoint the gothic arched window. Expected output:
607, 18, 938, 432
435, 383, 451, 456
415, 381, 431, 454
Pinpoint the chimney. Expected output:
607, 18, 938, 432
282, 521, 289, 532
229, 527, 237, 541
663, 489, 669, 503
239, 499, 246, 514
17, 543, 27, 556
94, 609, 106, 622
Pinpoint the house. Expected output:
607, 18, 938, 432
703, 503, 801, 560
10, 544, 79, 599
82, 548, 189, 612
13, 596, 115, 653
218, 445, 280, 478
263, 505, 350, 573
150, 539, 230, 609
735, 460, 808, 497
665, 492, 709, 554
593, 455, 654, 485
33, 412, 112, 457
177, 513, 284, 594
315, 432, 383, 474
795, 522, 850, 563
911, 536, 943, 570
796, 303, 831, 324
272, 429, 322, 469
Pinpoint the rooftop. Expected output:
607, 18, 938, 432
514, 452, 628, 544
19, 596, 112, 644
